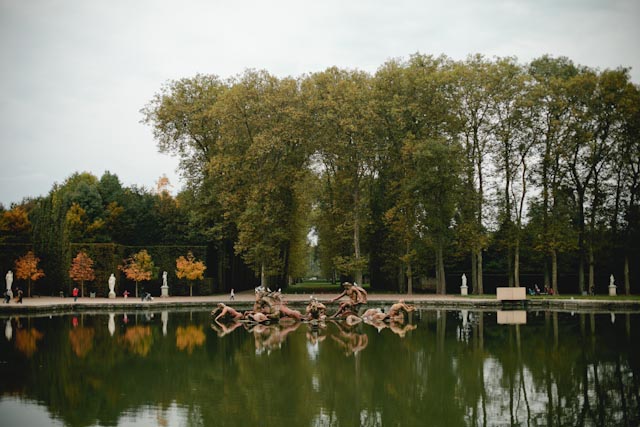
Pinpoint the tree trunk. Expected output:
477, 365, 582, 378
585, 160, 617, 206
135, 282, 139, 298
435, 255, 440, 294
514, 238, 520, 287
261, 263, 266, 288
353, 190, 363, 286
578, 255, 585, 295
588, 245, 595, 295
624, 255, 630, 295
477, 248, 484, 295
551, 249, 558, 295
437, 244, 446, 294
544, 260, 550, 289
190, 283, 193, 297
507, 246, 514, 287
407, 262, 413, 295
471, 249, 477, 294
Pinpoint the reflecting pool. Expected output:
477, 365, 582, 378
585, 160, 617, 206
0, 309, 638, 426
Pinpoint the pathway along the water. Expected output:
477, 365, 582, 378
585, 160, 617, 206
1, 292, 638, 314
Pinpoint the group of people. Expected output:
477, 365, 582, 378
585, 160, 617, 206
3, 270, 22, 304
528, 284, 555, 296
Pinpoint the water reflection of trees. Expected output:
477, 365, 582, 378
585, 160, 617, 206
0, 310, 638, 427
69, 327, 95, 358
175, 325, 205, 354
15, 327, 44, 357
121, 325, 153, 356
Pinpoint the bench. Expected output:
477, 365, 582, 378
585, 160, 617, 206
496, 287, 526, 301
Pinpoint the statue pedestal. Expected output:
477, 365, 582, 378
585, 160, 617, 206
608, 285, 617, 296
108, 291, 116, 299
161, 285, 169, 298
460, 285, 468, 296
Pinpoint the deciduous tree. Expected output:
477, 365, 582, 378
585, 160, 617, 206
120, 249, 155, 298
176, 251, 206, 296
15, 250, 45, 297
69, 251, 96, 297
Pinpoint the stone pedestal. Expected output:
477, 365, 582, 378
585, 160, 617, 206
161, 285, 169, 298
608, 284, 617, 296
460, 285, 468, 296
108, 291, 116, 299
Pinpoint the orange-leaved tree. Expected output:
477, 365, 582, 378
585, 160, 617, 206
14, 251, 45, 297
176, 251, 206, 297
120, 249, 155, 298
69, 251, 95, 297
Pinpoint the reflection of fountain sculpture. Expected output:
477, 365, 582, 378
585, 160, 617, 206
330, 282, 368, 318
211, 320, 243, 337
249, 322, 301, 354
331, 321, 368, 356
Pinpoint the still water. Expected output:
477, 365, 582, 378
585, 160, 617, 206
0, 308, 638, 427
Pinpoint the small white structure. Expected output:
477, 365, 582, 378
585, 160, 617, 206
496, 287, 526, 301
161, 271, 169, 297
460, 273, 468, 296
608, 274, 617, 296
108, 274, 116, 299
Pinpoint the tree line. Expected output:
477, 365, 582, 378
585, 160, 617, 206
0, 171, 215, 295
2, 54, 639, 295
141, 54, 639, 295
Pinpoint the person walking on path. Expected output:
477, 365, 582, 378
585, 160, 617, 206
230, 288, 235, 300
72, 287, 79, 302
16, 289, 23, 304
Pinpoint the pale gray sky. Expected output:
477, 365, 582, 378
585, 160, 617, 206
1, 0, 638, 207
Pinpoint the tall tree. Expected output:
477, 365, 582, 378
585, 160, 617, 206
211, 71, 311, 286
303, 67, 378, 285
449, 55, 496, 294
490, 58, 532, 288
527, 56, 579, 293
412, 138, 462, 294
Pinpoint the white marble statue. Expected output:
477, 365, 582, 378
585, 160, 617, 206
161, 271, 169, 297
108, 274, 116, 298
5, 270, 13, 291
461, 273, 467, 287
609, 274, 615, 287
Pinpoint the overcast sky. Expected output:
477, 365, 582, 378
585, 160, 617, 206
1, 0, 638, 207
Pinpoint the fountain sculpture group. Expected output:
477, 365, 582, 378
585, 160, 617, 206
211, 281, 416, 330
